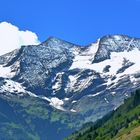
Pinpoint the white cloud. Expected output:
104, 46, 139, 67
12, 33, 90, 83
0, 22, 40, 56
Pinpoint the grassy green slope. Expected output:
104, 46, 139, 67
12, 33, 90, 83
66, 89, 140, 140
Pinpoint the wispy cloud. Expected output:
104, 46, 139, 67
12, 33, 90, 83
0, 22, 40, 56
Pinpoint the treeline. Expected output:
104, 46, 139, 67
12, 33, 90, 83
66, 89, 140, 140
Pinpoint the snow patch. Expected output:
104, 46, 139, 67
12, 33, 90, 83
70, 40, 99, 70
27, 92, 38, 98
64, 98, 69, 101
52, 81, 61, 91
111, 92, 116, 95
52, 72, 64, 93
72, 100, 77, 104
70, 109, 77, 112
0, 65, 16, 78
70, 48, 140, 76
49, 97, 65, 111
104, 98, 109, 103
0, 79, 25, 93
88, 92, 101, 97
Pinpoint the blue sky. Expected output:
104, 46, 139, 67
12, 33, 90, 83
0, 0, 140, 45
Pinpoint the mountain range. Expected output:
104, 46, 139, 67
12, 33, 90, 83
0, 35, 140, 140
